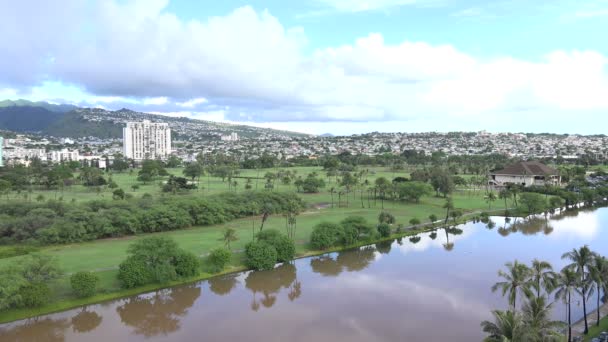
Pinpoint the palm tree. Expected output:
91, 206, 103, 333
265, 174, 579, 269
519, 295, 564, 341
554, 268, 578, 342
480, 310, 521, 342
589, 255, 608, 327
499, 188, 511, 212
443, 197, 454, 225
486, 192, 497, 209
492, 260, 532, 310
222, 228, 238, 250
529, 259, 556, 298
562, 245, 594, 334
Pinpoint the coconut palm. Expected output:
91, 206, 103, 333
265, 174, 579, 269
529, 259, 556, 298
554, 267, 579, 342
562, 245, 594, 334
492, 260, 532, 310
222, 228, 238, 250
589, 255, 608, 327
480, 310, 521, 342
519, 295, 564, 341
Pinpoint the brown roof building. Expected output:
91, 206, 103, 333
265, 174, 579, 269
489, 161, 560, 187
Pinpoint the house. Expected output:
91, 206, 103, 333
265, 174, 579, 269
489, 161, 560, 187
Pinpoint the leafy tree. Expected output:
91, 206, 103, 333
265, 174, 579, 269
117, 257, 152, 289
20, 254, 63, 283
183, 162, 204, 181
378, 211, 395, 224
70, 271, 99, 298
428, 214, 438, 225
245, 241, 277, 271
430, 168, 454, 197
162, 175, 196, 193
207, 247, 232, 273
377, 223, 391, 238
17, 282, 51, 308
0, 266, 26, 310
340, 216, 374, 238
519, 193, 547, 214
310, 222, 343, 250
396, 181, 432, 203
173, 250, 200, 277
300, 174, 326, 193
256, 229, 295, 262
409, 217, 421, 226
112, 188, 126, 200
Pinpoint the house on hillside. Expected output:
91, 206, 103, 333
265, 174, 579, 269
489, 161, 560, 187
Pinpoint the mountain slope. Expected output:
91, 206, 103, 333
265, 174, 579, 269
0, 99, 78, 113
0, 106, 65, 132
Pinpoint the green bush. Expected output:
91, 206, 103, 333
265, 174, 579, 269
377, 223, 391, 238
207, 248, 231, 273
245, 241, 277, 271
256, 229, 295, 262
310, 222, 343, 250
174, 251, 200, 277
17, 282, 50, 308
117, 256, 152, 289
409, 218, 421, 226
70, 271, 99, 298
342, 226, 359, 245
341, 216, 374, 238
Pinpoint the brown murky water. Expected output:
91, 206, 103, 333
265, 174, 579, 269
1, 208, 607, 341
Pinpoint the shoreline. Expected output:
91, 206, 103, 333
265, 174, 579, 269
0, 206, 564, 325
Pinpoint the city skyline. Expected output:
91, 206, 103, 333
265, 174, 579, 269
1, 0, 607, 135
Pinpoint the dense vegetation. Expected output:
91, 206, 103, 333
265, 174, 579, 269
0, 191, 305, 245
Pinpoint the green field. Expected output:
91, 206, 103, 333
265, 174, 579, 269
0, 165, 500, 322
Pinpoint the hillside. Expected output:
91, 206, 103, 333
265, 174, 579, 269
0, 106, 65, 132
0, 100, 311, 139
0, 99, 78, 113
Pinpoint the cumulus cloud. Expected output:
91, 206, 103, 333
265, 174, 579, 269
314, 0, 444, 12
2, 0, 608, 133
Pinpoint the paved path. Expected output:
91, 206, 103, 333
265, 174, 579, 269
572, 301, 608, 337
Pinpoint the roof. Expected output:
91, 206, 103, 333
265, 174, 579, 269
491, 161, 558, 176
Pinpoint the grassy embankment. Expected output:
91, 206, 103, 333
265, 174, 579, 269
0, 166, 500, 323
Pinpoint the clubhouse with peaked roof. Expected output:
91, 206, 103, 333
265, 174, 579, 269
489, 161, 561, 188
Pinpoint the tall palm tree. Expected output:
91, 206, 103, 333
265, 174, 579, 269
480, 310, 521, 342
562, 245, 594, 334
443, 197, 454, 225
519, 295, 564, 342
554, 267, 578, 342
589, 255, 608, 327
530, 259, 556, 298
492, 260, 532, 310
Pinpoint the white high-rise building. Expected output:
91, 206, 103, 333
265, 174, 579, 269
123, 120, 172, 161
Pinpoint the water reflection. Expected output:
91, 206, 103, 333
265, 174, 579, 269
375, 240, 392, 254
116, 285, 200, 337
71, 308, 102, 333
0, 318, 69, 342
208, 274, 239, 296
496, 216, 554, 236
246, 263, 298, 311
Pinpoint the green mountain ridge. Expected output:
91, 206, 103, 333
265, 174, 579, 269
0, 100, 311, 139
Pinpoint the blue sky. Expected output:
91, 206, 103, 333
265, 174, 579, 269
2, 0, 608, 135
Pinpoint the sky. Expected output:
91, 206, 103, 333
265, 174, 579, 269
1, 0, 608, 135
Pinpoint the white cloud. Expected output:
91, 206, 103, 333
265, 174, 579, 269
2, 1, 608, 134
142, 96, 168, 105
176, 97, 208, 108
314, 0, 443, 12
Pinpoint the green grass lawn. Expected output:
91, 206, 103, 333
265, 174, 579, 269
0, 165, 502, 322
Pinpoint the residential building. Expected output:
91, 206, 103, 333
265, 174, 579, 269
489, 161, 561, 187
48, 149, 79, 163
221, 132, 239, 141
123, 120, 172, 161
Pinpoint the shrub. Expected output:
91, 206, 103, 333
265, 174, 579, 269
256, 229, 295, 262
245, 241, 277, 271
409, 218, 421, 226
377, 223, 391, 238
207, 247, 231, 273
310, 222, 343, 250
378, 212, 396, 224
174, 251, 200, 277
70, 271, 99, 298
117, 256, 152, 289
17, 282, 50, 308
340, 216, 374, 238
342, 226, 359, 245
